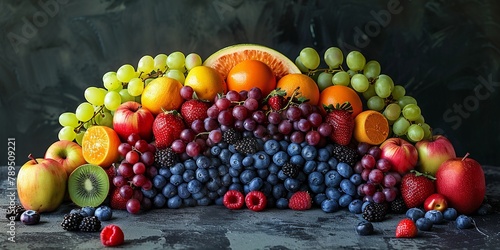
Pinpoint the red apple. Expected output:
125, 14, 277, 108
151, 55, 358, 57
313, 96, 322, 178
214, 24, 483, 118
416, 135, 456, 176
45, 140, 87, 177
17, 154, 67, 212
436, 153, 486, 215
423, 193, 448, 212
113, 101, 154, 142
379, 138, 418, 174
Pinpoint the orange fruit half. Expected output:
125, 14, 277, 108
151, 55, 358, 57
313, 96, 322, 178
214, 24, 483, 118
82, 126, 121, 168
353, 110, 390, 145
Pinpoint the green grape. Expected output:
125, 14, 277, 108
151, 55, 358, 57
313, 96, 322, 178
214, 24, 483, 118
104, 91, 122, 111
346, 69, 357, 78
398, 96, 418, 109
346, 51, 366, 71
363, 60, 381, 79
96, 111, 113, 128
127, 78, 144, 96
295, 56, 309, 73
84, 87, 106, 106
317, 72, 333, 91
154, 53, 168, 72
391, 85, 406, 100
362, 84, 376, 100
374, 74, 394, 98
299, 47, 320, 70
392, 116, 411, 136
117, 64, 137, 83
350, 74, 369, 92
185, 53, 202, 71
103, 72, 122, 91
332, 71, 350, 86
166, 69, 186, 84
324, 47, 343, 68
137, 55, 155, 75
414, 115, 425, 124
75, 102, 95, 122
402, 104, 421, 121
407, 124, 425, 142
59, 112, 79, 127
75, 130, 86, 146
144, 78, 154, 87
167, 51, 186, 70
58, 126, 76, 141
367, 96, 385, 111
421, 123, 432, 140
83, 122, 93, 129
383, 103, 402, 121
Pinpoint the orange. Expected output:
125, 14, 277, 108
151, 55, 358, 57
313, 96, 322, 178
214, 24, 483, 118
141, 77, 183, 115
353, 110, 390, 145
184, 66, 227, 101
319, 85, 363, 118
227, 59, 277, 97
276, 73, 320, 106
82, 126, 121, 168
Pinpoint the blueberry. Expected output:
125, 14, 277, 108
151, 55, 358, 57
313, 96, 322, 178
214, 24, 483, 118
267, 173, 279, 186
287, 143, 302, 156
168, 195, 183, 209
196, 168, 210, 183
303, 161, 317, 174
184, 159, 197, 170
196, 155, 211, 168
349, 174, 362, 186
183, 197, 197, 207
456, 215, 473, 229
159, 167, 172, 178
301, 145, 317, 161
252, 151, 271, 169
230, 153, 244, 169
163, 183, 178, 198
221, 174, 232, 186
340, 179, 356, 196
210, 145, 222, 156
361, 201, 371, 212
81, 206, 96, 217
416, 217, 433, 231
182, 169, 196, 183
264, 139, 280, 155
314, 193, 327, 205
325, 187, 342, 201
153, 194, 167, 208
142, 187, 158, 199
284, 178, 301, 192
316, 162, 330, 174
327, 157, 338, 169
309, 184, 326, 194
324, 170, 342, 187
240, 169, 257, 184
356, 221, 374, 236
217, 141, 229, 149
317, 148, 331, 162
477, 203, 493, 215
406, 207, 425, 221
169, 174, 183, 186
276, 198, 289, 209
94, 206, 112, 221
425, 210, 444, 224
279, 140, 289, 151
69, 208, 85, 216
242, 155, 254, 167
442, 207, 458, 220
277, 170, 288, 180
20, 210, 40, 225
229, 167, 242, 177
153, 174, 168, 189
337, 162, 353, 178
192, 187, 208, 200
187, 179, 202, 194
177, 183, 191, 199
170, 162, 185, 175
229, 183, 244, 193
272, 151, 289, 166
321, 199, 340, 213
268, 163, 279, 174
249, 177, 264, 191
228, 144, 237, 154
219, 149, 232, 164
208, 168, 219, 179
308, 171, 324, 186
218, 165, 229, 176
290, 155, 305, 166
339, 194, 353, 207
272, 184, 287, 199
348, 199, 363, 214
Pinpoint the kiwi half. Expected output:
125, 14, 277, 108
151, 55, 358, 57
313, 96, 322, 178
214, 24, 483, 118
68, 164, 110, 207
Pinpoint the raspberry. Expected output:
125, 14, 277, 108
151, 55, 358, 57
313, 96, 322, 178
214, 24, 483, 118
288, 191, 312, 210
100, 224, 125, 247
245, 191, 267, 212
223, 190, 245, 210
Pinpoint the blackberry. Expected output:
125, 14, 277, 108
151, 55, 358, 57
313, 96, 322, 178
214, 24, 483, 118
223, 128, 241, 144
155, 147, 178, 168
233, 137, 259, 154
390, 196, 407, 214
331, 144, 358, 166
282, 162, 300, 178
61, 213, 83, 231
79, 216, 101, 232
5, 204, 25, 221
362, 202, 388, 222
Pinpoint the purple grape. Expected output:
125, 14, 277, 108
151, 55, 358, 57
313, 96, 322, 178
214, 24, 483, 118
218, 109, 234, 126
373, 191, 386, 203
267, 111, 282, 125
357, 142, 371, 156
120, 185, 133, 199
286, 106, 302, 121
180, 86, 194, 100
368, 146, 381, 159
305, 130, 321, 145
362, 183, 376, 196
243, 118, 257, 131
297, 118, 312, 132
278, 120, 293, 135
209, 130, 222, 143
353, 161, 364, 174
232, 105, 249, 121
376, 158, 392, 172
234, 120, 244, 131
171, 139, 186, 153
186, 141, 202, 157
299, 103, 313, 116
317, 123, 333, 137
191, 119, 206, 133
204, 117, 219, 131
290, 131, 305, 144
180, 129, 196, 142
361, 154, 376, 169
207, 105, 220, 119
244, 98, 259, 111
216, 98, 231, 110
383, 187, 397, 202
248, 87, 263, 100
140, 151, 155, 166
253, 125, 267, 138
383, 174, 397, 188
368, 169, 384, 184
113, 175, 127, 187
307, 112, 323, 128
252, 110, 266, 124
239, 90, 248, 100
226, 90, 240, 102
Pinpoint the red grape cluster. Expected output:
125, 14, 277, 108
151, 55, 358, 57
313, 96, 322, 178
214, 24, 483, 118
354, 142, 402, 204
114, 133, 158, 213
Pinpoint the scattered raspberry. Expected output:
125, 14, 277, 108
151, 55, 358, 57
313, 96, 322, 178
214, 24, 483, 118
288, 191, 312, 211
245, 191, 267, 212
223, 190, 245, 210
100, 224, 125, 247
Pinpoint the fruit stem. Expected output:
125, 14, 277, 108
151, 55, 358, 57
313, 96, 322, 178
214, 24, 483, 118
74, 105, 105, 133
462, 153, 470, 161
28, 154, 38, 164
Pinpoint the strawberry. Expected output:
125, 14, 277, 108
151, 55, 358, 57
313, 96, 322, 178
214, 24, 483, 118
223, 190, 245, 210
100, 224, 125, 247
245, 191, 267, 211
180, 99, 209, 127
324, 102, 354, 146
289, 191, 312, 210
264, 88, 287, 111
400, 170, 436, 208
104, 165, 116, 195
110, 187, 127, 210
152, 110, 186, 149
395, 218, 418, 238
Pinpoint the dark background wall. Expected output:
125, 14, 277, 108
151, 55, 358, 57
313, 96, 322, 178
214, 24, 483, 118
1, 0, 499, 166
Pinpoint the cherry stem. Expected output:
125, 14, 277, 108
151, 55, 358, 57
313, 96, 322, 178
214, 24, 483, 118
28, 154, 38, 164
462, 152, 470, 161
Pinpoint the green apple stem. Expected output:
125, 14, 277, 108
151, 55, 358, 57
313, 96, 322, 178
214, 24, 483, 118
462, 152, 470, 161
28, 154, 38, 164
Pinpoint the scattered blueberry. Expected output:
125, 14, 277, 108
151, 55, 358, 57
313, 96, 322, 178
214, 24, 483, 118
416, 217, 433, 231
425, 210, 444, 224
20, 210, 40, 225
348, 199, 363, 214
477, 203, 493, 215
443, 208, 458, 221
356, 221, 374, 236
406, 207, 425, 221
94, 206, 112, 221
321, 199, 340, 213
456, 215, 473, 229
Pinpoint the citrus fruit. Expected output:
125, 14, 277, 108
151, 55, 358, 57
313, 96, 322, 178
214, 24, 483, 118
353, 110, 390, 145
227, 60, 277, 97
276, 73, 320, 106
184, 65, 226, 101
141, 77, 183, 115
319, 85, 363, 118
203, 43, 301, 80
82, 126, 121, 168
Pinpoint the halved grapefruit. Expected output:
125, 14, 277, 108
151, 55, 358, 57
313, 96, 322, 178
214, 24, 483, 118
203, 44, 301, 80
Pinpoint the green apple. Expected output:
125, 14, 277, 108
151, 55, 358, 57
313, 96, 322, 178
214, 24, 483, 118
416, 135, 456, 176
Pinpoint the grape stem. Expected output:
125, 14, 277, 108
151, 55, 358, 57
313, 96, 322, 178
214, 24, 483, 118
74, 105, 105, 133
